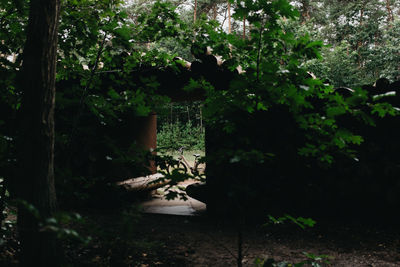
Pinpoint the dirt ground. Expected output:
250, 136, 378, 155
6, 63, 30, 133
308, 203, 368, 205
1, 207, 400, 266
129, 213, 400, 266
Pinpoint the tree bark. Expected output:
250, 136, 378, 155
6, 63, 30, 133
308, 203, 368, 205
194, 0, 197, 22
300, 0, 310, 23
385, 0, 394, 26
357, 4, 365, 68
17, 0, 61, 266
243, 16, 246, 39
227, 1, 231, 34
199, 105, 203, 133
187, 105, 190, 123
213, 3, 217, 20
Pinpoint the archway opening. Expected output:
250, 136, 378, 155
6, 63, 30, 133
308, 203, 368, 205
157, 100, 205, 174
149, 100, 206, 213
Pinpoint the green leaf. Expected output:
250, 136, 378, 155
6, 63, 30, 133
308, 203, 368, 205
45, 217, 58, 225
107, 88, 120, 100
326, 106, 346, 117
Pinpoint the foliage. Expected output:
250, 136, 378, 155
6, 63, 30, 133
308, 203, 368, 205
0, 2, 26, 232
157, 100, 205, 152
50, 0, 194, 207
0, 0, 186, 208
266, 215, 316, 230
166, 0, 400, 224
199, 0, 366, 165
290, 0, 400, 88
17, 200, 90, 245
304, 41, 360, 88
158, 120, 205, 151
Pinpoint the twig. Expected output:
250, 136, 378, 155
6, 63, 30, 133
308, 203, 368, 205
205, 231, 237, 260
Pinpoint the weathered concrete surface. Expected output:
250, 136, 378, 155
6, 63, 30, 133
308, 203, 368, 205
140, 197, 206, 216
140, 179, 206, 216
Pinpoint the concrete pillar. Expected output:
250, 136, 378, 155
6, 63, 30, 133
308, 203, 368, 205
135, 112, 157, 174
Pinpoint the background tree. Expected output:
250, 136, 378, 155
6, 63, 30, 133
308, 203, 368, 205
290, 0, 400, 87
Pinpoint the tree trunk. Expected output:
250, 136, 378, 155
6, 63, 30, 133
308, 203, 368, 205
194, 0, 197, 22
199, 105, 203, 133
357, 4, 364, 68
213, 3, 217, 20
300, 0, 310, 23
170, 103, 173, 125
385, 0, 394, 26
17, 0, 61, 266
227, 1, 231, 34
243, 16, 246, 39
187, 105, 190, 124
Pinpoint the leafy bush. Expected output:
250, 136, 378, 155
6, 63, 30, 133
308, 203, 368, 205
157, 120, 205, 152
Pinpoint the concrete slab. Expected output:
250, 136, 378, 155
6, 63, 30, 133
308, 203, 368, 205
140, 196, 206, 216
138, 176, 206, 216
119, 173, 206, 216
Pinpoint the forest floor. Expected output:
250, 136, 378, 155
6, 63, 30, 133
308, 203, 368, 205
1, 166, 400, 266
132, 214, 400, 267
2, 205, 400, 266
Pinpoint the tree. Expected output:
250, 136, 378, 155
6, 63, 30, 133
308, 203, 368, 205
16, 0, 62, 265
289, 0, 400, 87
194, 0, 198, 21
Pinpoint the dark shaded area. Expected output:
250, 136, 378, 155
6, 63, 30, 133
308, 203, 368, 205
55, 79, 151, 208
3, 211, 399, 266
147, 45, 400, 222
205, 76, 400, 222
107, 49, 400, 222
